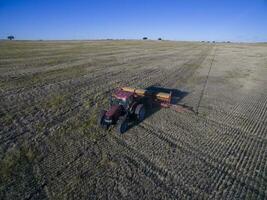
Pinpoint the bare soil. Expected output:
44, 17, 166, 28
0, 40, 266, 199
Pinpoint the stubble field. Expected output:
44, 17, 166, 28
0, 40, 267, 199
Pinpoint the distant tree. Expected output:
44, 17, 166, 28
143, 37, 148, 40
7, 35, 15, 40
212, 41, 216, 43
158, 38, 162, 40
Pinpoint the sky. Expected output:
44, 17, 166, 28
0, 0, 267, 42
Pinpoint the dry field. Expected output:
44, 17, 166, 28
0, 40, 267, 199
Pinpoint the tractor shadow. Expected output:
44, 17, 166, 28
126, 85, 189, 132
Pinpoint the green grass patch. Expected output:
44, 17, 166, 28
1, 112, 14, 126
0, 145, 36, 181
1, 64, 87, 90
0, 144, 45, 199
46, 94, 66, 109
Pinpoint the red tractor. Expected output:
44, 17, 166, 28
98, 87, 172, 133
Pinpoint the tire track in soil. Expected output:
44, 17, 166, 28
195, 46, 217, 114
161, 44, 214, 89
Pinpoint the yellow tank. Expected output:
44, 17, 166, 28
121, 87, 171, 102
156, 92, 171, 100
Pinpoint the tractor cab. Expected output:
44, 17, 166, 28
111, 90, 134, 109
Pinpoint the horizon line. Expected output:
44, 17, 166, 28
0, 38, 266, 44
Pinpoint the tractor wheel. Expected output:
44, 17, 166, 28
117, 116, 128, 134
103, 124, 109, 130
98, 110, 107, 129
135, 104, 146, 121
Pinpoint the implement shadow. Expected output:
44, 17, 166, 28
126, 85, 189, 132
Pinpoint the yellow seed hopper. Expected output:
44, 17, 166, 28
121, 87, 172, 106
